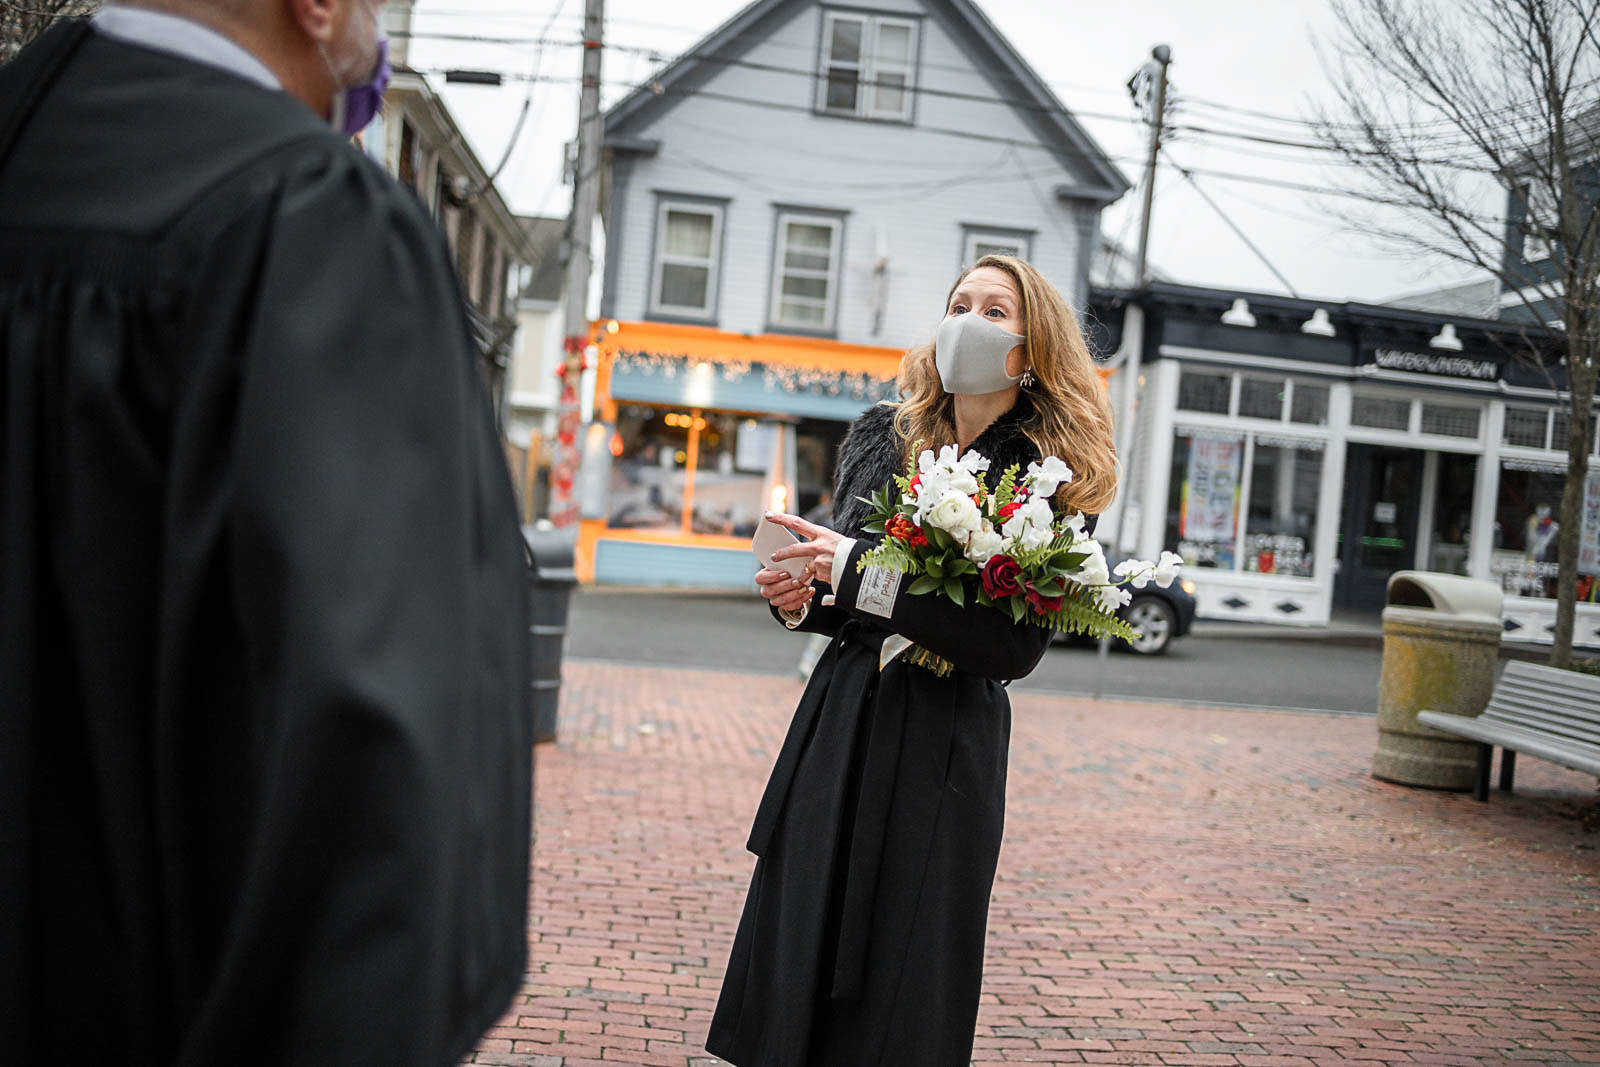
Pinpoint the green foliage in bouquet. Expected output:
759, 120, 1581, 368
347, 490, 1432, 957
853, 446, 1144, 656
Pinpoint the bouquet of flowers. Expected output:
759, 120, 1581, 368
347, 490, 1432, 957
856, 443, 1182, 675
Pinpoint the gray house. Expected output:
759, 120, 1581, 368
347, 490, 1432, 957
580, 0, 1127, 586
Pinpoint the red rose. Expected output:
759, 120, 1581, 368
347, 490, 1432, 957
981, 555, 1023, 598
908, 474, 922, 492
886, 513, 915, 543
1025, 582, 1064, 614
908, 526, 929, 549
999, 500, 1023, 522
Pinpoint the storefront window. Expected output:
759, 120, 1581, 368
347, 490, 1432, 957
1167, 432, 1322, 577
1238, 376, 1285, 420
1491, 463, 1564, 598
687, 414, 769, 537
1289, 382, 1329, 426
1428, 454, 1477, 575
1351, 393, 1410, 431
1167, 433, 1242, 569
1243, 441, 1322, 576
1177, 369, 1231, 414
607, 406, 851, 537
1502, 406, 1548, 448
1420, 402, 1480, 439
608, 406, 691, 531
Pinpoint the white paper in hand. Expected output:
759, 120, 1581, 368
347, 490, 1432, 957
752, 518, 808, 580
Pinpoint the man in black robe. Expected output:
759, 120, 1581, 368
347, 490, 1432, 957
0, 2, 532, 1063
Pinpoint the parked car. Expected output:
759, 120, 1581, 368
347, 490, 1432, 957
1055, 563, 1198, 655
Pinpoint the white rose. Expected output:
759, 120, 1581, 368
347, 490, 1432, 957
1095, 584, 1132, 613
964, 527, 1005, 565
1026, 456, 1074, 497
927, 488, 983, 539
1154, 550, 1184, 588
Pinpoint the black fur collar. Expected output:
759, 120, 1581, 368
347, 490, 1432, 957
830, 394, 1041, 538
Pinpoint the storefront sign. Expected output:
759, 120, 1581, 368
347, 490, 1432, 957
1361, 347, 1499, 381
1581, 472, 1600, 578
1182, 437, 1242, 543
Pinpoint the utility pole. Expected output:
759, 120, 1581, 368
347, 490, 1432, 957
1095, 44, 1170, 698
549, 0, 605, 530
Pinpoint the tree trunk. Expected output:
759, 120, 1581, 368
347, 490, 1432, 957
1550, 322, 1597, 670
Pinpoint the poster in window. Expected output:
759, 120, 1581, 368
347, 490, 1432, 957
1182, 437, 1242, 543
1580, 471, 1600, 577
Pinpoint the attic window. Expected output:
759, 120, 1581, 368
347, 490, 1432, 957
819, 12, 918, 122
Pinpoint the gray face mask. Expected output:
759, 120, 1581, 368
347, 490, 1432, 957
935, 312, 1025, 395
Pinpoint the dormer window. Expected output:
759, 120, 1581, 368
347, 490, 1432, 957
818, 11, 918, 122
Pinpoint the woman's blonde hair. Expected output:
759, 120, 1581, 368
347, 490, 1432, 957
893, 254, 1117, 514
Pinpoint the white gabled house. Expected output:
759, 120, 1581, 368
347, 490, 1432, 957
579, 0, 1128, 586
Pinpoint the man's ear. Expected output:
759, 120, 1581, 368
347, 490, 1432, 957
284, 0, 339, 45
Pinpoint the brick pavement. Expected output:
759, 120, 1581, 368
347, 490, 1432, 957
466, 659, 1600, 1067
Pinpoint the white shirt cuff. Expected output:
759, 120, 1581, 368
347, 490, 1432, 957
829, 538, 857, 593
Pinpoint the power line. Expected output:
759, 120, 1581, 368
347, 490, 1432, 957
1168, 156, 1301, 296
405, 31, 1502, 174
421, 61, 1522, 215
404, 6, 1139, 102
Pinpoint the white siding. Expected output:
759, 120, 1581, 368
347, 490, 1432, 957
607, 0, 1105, 350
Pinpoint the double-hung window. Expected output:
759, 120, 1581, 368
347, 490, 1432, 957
819, 11, 918, 122
651, 199, 724, 320
771, 212, 843, 331
962, 227, 1032, 266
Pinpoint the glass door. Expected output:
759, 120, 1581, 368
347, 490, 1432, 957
1336, 445, 1425, 611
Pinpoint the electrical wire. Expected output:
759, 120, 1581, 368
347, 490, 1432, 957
403, 34, 1503, 174
464, 0, 570, 199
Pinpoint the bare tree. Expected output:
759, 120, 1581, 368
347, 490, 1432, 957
1317, 0, 1599, 667
1, 0, 98, 62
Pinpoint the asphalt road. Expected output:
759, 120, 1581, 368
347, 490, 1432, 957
563, 589, 1385, 715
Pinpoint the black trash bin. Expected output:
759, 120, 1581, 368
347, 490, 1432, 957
523, 525, 578, 744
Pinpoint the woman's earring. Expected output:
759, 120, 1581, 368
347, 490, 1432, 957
1020, 368, 1036, 387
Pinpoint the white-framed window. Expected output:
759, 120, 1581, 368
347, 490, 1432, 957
650, 200, 723, 319
1521, 181, 1557, 263
770, 212, 843, 331
963, 228, 1031, 265
818, 11, 918, 122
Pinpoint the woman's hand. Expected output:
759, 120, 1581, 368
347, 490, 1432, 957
756, 565, 814, 613
767, 512, 845, 583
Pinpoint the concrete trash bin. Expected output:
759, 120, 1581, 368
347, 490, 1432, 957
523, 525, 578, 745
1373, 571, 1503, 789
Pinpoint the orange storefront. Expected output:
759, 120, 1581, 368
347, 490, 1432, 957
576, 321, 905, 586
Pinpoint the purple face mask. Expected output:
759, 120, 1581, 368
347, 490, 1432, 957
334, 37, 390, 136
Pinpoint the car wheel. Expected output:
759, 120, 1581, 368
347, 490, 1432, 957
1121, 596, 1177, 655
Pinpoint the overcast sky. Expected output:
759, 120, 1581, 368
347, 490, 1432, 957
403, 0, 1493, 305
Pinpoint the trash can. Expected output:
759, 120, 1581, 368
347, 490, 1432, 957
1373, 571, 1503, 789
524, 525, 578, 745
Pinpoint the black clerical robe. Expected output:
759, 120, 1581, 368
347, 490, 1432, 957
0, 23, 531, 1066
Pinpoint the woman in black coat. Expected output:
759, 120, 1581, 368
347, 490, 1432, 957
706, 256, 1119, 1066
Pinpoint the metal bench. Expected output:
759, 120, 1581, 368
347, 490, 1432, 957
1416, 661, 1600, 802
